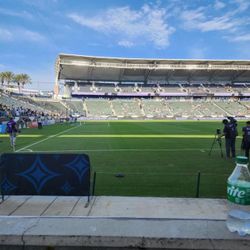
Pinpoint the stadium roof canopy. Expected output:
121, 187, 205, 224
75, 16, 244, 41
55, 53, 250, 84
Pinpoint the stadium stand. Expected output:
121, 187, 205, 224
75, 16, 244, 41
0, 90, 68, 119
33, 99, 66, 114
194, 102, 225, 117
141, 99, 173, 118
63, 99, 84, 115
2, 87, 250, 120
215, 101, 249, 116
0, 93, 50, 115
85, 98, 113, 117
112, 99, 142, 118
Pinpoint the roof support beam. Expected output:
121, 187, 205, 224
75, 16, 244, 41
144, 69, 151, 83
208, 71, 216, 83
165, 71, 174, 84
119, 68, 125, 82
87, 60, 96, 80
231, 70, 247, 82
87, 67, 94, 81
187, 71, 195, 83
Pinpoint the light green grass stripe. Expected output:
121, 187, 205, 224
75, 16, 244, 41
82, 119, 221, 123
0, 135, 43, 138
59, 134, 216, 138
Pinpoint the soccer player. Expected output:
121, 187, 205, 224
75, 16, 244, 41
6, 117, 19, 151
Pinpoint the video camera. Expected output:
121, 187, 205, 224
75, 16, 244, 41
227, 116, 237, 126
216, 128, 221, 135
215, 128, 222, 143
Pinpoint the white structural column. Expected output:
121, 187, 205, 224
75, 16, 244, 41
54, 56, 61, 98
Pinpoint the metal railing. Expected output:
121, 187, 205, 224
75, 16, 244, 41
91, 171, 229, 198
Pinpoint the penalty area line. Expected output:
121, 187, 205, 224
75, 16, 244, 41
16, 124, 81, 152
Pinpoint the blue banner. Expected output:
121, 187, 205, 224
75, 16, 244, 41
0, 124, 6, 134
0, 153, 90, 196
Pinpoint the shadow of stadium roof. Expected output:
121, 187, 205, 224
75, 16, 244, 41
56, 54, 250, 83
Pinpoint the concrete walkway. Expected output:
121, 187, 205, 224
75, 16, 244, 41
0, 196, 229, 218
0, 196, 250, 249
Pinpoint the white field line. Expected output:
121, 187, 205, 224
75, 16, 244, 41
25, 148, 220, 153
16, 125, 81, 152
18, 149, 33, 152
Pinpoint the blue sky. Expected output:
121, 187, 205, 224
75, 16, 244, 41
1, 0, 250, 90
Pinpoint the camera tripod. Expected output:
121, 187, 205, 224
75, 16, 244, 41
208, 134, 224, 158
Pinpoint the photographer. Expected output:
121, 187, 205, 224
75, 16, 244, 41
242, 121, 250, 158
221, 117, 238, 158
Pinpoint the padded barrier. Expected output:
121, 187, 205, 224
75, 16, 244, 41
0, 153, 90, 198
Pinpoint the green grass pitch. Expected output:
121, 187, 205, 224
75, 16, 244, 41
0, 120, 246, 198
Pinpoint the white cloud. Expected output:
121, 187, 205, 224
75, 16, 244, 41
22, 30, 45, 42
68, 4, 175, 49
197, 16, 243, 32
118, 40, 134, 48
234, 0, 250, 12
214, 0, 226, 10
68, 14, 105, 31
181, 7, 245, 32
179, 1, 250, 47
228, 34, 250, 42
0, 28, 13, 41
0, 7, 33, 19
181, 7, 205, 23
0, 27, 46, 43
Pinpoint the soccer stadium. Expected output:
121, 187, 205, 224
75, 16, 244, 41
1, 1, 250, 248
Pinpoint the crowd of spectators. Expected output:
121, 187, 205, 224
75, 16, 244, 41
0, 100, 62, 129
0, 104, 42, 118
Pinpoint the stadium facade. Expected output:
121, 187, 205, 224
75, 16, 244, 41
55, 53, 250, 98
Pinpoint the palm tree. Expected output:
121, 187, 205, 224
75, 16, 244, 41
0, 72, 4, 85
20, 74, 31, 88
14, 74, 22, 93
14, 73, 31, 93
4, 71, 14, 86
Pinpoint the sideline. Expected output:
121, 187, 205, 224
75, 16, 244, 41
16, 124, 80, 152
